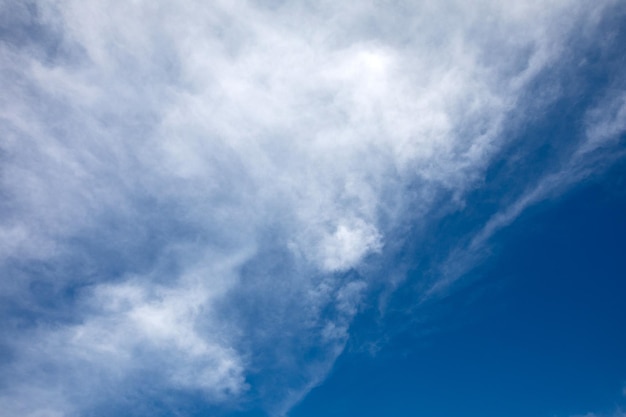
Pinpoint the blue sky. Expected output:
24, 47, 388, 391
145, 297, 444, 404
1, 1, 625, 417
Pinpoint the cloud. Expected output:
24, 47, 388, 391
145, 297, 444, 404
0, 0, 624, 416
423, 18, 626, 299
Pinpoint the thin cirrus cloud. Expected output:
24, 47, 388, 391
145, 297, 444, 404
427, 84, 626, 299
0, 0, 624, 416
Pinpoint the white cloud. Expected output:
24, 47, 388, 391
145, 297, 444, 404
0, 0, 623, 415
426, 82, 626, 298
584, 90, 626, 155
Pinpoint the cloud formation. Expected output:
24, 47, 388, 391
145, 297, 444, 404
1, 0, 624, 416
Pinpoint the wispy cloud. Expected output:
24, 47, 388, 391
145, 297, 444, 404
0, 0, 624, 416
424, 27, 626, 299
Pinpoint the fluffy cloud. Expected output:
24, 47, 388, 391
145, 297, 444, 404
0, 0, 623, 416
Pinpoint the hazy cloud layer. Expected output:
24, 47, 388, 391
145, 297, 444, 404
0, 0, 624, 416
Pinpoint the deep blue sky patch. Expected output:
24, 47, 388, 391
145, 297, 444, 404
291, 164, 626, 417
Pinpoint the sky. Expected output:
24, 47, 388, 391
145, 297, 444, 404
0, 1, 625, 417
